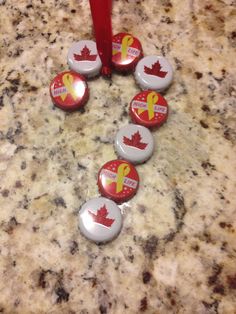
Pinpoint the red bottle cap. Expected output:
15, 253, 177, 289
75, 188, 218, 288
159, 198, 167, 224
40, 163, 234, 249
50, 71, 89, 111
98, 159, 139, 203
130, 90, 168, 128
112, 33, 143, 72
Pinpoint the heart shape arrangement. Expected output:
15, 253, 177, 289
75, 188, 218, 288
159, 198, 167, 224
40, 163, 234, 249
50, 32, 174, 243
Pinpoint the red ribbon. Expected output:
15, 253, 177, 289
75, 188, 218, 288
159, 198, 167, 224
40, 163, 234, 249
89, 0, 112, 78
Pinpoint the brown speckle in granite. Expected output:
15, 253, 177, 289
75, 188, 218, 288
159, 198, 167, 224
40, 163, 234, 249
230, 31, 236, 39
69, 241, 79, 255
164, 231, 176, 243
137, 204, 146, 213
202, 300, 219, 311
173, 189, 186, 229
227, 274, 236, 290
1, 189, 9, 197
32, 226, 39, 232
201, 104, 210, 112
223, 128, 233, 141
93, 136, 111, 145
55, 286, 70, 303
125, 246, 134, 263
0, 96, 4, 108
201, 161, 216, 174
200, 120, 209, 129
213, 284, 225, 295
18, 194, 29, 210
4, 217, 19, 234
202, 231, 214, 244
219, 222, 232, 229
191, 244, 199, 252
142, 271, 152, 284
77, 162, 87, 170
15, 33, 25, 40
38, 270, 48, 289
174, 189, 185, 212
228, 31, 236, 47
205, 4, 213, 10
22, 81, 39, 92
20, 161, 26, 170
82, 276, 97, 288
195, 72, 203, 79
51, 239, 61, 248
174, 57, 182, 70
208, 264, 222, 286
170, 298, 176, 306
143, 235, 158, 258
15, 145, 26, 153
34, 193, 48, 200
99, 305, 107, 314
53, 197, 66, 208
31, 173, 36, 181
6, 77, 20, 87
139, 296, 148, 312
161, 16, 173, 24
15, 180, 22, 188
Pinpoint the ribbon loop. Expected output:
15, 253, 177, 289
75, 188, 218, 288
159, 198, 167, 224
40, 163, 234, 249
138, 91, 158, 120
61, 73, 77, 101
106, 163, 131, 193
116, 163, 130, 193
121, 35, 134, 61
112, 35, 134, 60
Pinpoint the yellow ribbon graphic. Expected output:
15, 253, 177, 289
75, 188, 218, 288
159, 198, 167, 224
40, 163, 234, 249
106, 163, 131, 193
60, 73, 77, 101
138, 91, 158, 120
112, 35, 134, 61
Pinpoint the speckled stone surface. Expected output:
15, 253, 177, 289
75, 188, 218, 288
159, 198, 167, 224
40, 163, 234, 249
0, 0, 236, 313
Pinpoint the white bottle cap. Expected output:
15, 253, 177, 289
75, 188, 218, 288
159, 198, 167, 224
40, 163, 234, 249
79, 197, 122, 243
67, 40, 102, 78
115, 124, 154, 164
135, 55, 173, 92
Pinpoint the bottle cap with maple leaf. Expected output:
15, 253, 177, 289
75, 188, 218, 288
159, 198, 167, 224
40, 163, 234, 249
130, 90, 169, 128
79, 197, 122, 243
67, 40, 102, 78
112, 33, 143, 72
115, 124, 154, 164
98, 159, 139, 203
135, 55, 173, 92
50, 71, 89, 111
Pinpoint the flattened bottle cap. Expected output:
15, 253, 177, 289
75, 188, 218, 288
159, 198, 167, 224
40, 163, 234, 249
67, 40, 102, 78
79, 197, 122, 243
115, 124, 154, 164
135, 55, 173, 91
98, 159, 139, 203
112, 33, 143, 72
50, 71, 89, 111
130, 90, 168, 128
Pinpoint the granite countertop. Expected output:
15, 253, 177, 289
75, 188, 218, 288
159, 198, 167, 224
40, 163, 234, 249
0, 0, 236, 313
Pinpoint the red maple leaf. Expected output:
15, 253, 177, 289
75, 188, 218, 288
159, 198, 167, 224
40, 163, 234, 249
74, 45, 97, 61
123, 131, 148, 150
88, 205, 115, 227
144, 60, 168, 78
